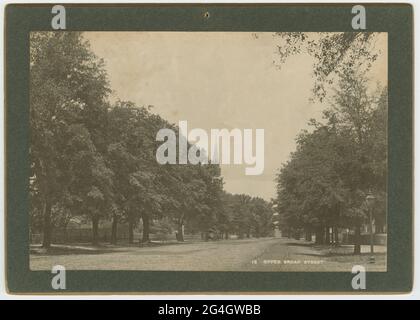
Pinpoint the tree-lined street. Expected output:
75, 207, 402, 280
29, 31, 387, 270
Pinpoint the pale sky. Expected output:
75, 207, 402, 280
86, 32, 387, 200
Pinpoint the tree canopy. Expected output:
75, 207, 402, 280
275, 71, 387, 251
30, 32, 274, 247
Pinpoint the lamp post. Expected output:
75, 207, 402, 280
366, 192, 376, 263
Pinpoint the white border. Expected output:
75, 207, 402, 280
0, 0, 417, 300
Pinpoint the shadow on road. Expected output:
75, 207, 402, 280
30, 246, 116, 256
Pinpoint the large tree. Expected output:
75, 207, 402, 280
30, 32, 111, 247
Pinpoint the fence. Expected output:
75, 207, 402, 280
30, 226, 204, 244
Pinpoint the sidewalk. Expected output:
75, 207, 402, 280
329, 244, 386, 254
246, 237, 387, 272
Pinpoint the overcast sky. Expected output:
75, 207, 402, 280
86, 32, 387, 200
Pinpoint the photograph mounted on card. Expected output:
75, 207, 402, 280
5, 3, 413, 293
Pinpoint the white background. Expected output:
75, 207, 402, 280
0, 0, 418, 300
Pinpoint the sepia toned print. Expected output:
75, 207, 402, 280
29, 32, 387, 272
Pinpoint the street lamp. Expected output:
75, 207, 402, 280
366, 192, 376, 263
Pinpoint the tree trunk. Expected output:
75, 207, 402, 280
334, 226, 339, 245
63, 222, 68, 243
325, 226, 330, 245
128, 216, 134, 244
254, 226, 260, 238
225, 232, 229, 240
176, 215, 184, 242
305, 228, 312, 242
42, 200, 52, 248
111, 213, 118, 245
141, 213, 150, 243
315, 226, 324, 245
176, 220, 184, 242
354, 223, 361, 254
92, 215, 99, 245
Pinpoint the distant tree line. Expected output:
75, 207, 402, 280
30, 32, 274, 248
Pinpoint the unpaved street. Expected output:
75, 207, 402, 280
30, 237, 386, 272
